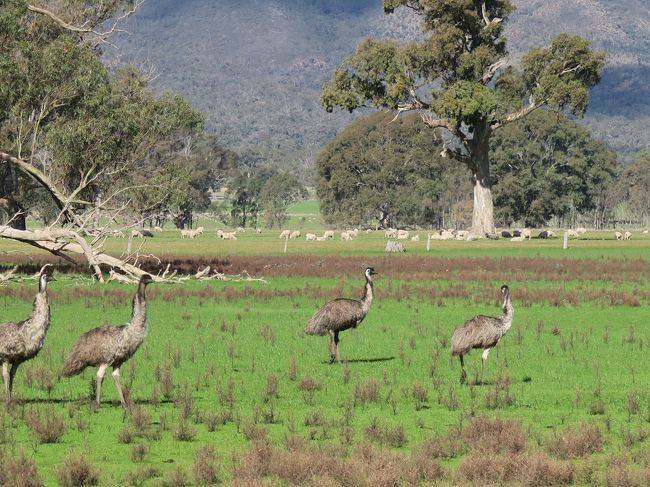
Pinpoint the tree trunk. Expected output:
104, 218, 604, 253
469, 145, 495, 236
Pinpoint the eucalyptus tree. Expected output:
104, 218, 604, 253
0, 1, 206, 281
322, 0, 605, 235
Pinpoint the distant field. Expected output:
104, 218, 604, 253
0, 218, 649, 485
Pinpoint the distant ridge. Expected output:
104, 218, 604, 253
109, 0, 650, 173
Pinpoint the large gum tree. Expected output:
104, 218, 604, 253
322, 0, 605, 235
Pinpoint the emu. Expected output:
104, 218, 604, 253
305, 267, 376, 363
451, 285, 514, 385
0, 265, 55, 405
62, 274, 154, 408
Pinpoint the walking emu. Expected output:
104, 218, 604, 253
305, 267, 377, 363
63, 273, 154, 407
451, 285, 514, 385
0, 265, 55, 405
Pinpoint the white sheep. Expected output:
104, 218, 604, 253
222, 232, 237, 240
323, 230, 334, 239
131, 229, 144, 238
112, 230, 125, 238
624, 231, 632, 240
614, 231, 622, 240
576, 227, 587, 235
256, 228, 262, 234
316, 236, 327, 241
340, 231, 352, 241
236, 226, 245, 233
195, 226, 204, 236
411, 234, 420, 242
510, 235, 525, 242
397, 230, 409, 240
279, 230, 290, 239
305, 233, 317, 241
384, 228, 397, 238
217, 229, 224, 239
521, 228, 532, 240
153, 226, 163, 233
567, 229, 579, 238
289, 230, 301, 239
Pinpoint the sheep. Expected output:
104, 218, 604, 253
576, 227, 587, 235
131, 229, 144, 238
624, 231, 632, 240
305, 233, 317, 241
112, 230, 125, 238
195, 226, 204, 236
510, 236, 525, 242
279, 230, 290, 239
521, 228, 532, 240
236, 227, 245, 233
384, 229, 397, 238
289, 230, 301, 239
217, 229, 224, 239
411, 234, 420, 242
222, 232, 237, 240
323, 230, 334, 239
341, 231, 352, 241
256, 228, 262, 234
316, 236, 327, 241
397, 230, 409, 240
614, 231, 622, 240
153, 226, 163, 233
567, 229, 579, 238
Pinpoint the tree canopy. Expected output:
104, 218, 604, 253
490, 110, 617, 227
322, 0, 605, 235
316, 112, 470, 228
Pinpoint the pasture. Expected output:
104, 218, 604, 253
0, 221, 649, 486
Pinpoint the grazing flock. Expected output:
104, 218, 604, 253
0, 225, 645, 406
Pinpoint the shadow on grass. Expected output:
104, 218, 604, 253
324, 356, 396, 365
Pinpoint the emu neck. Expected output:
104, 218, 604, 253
501, 292, 514, 331
361, 278, 373, 312
130, 282, 148, 328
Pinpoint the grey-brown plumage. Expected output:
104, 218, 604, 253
0, 265, 55, 405
451, 285, 514, 385
305, 267, 376, 363
62, 274, 154, 407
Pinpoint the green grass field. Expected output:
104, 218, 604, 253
0, 215, 649, 486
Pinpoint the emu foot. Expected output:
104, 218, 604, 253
460, 370, 467, 385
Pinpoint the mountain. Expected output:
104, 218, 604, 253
108, 0, 650, 174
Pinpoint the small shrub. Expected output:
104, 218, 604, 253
546, 423, 603, 459
55, 453, 100, 487
298, 376, 320, 405
0, 450, 44, 487
26, 407, 66, 444
263, 374, 279, 402
411, 382, 428, 410
172, 419, 196, 442
129, 444, 148, 463
193, 445, 220, 485
353, 377, 381, 406
161, 465, 190, 487
463, 415, 526, 454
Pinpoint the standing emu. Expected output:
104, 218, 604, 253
62, 273, 154, 407
305, 267, 377, 363
0, 265, 55, 405
451, 285, 514, 385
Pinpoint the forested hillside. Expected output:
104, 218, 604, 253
109, 0, 650, 174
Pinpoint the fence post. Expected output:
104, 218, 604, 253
563, 231, 568, 250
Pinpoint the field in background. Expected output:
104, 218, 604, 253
0, 208, 649, 485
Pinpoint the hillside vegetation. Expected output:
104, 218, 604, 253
109, 0, 650, 173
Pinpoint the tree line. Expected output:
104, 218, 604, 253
316, 110, 647, 230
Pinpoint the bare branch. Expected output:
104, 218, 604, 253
481, 59, 506, 84
27, 1, 145, 47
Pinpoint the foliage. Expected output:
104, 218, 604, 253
490, 110, 617, 227
322, 0, 606, 234
316, 112, 471, 228
0, 1, 226, 229
259, 173, 307, 229
610, 150, 650, 224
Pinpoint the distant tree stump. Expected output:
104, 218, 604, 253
385, 240, 405, 252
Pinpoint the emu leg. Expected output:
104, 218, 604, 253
2, 362, 10, 404
481, 348, 491, 385
332, 331, 340, 364
95, 364, 108, 406
459, 355, 467, 385
112, 367, 127, 407
8, 363, 19, 402
328, 331, 336, 364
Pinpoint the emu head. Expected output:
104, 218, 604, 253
39, 264, 56, 289
140, 274, 154, 286
365, 267, 377, 279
